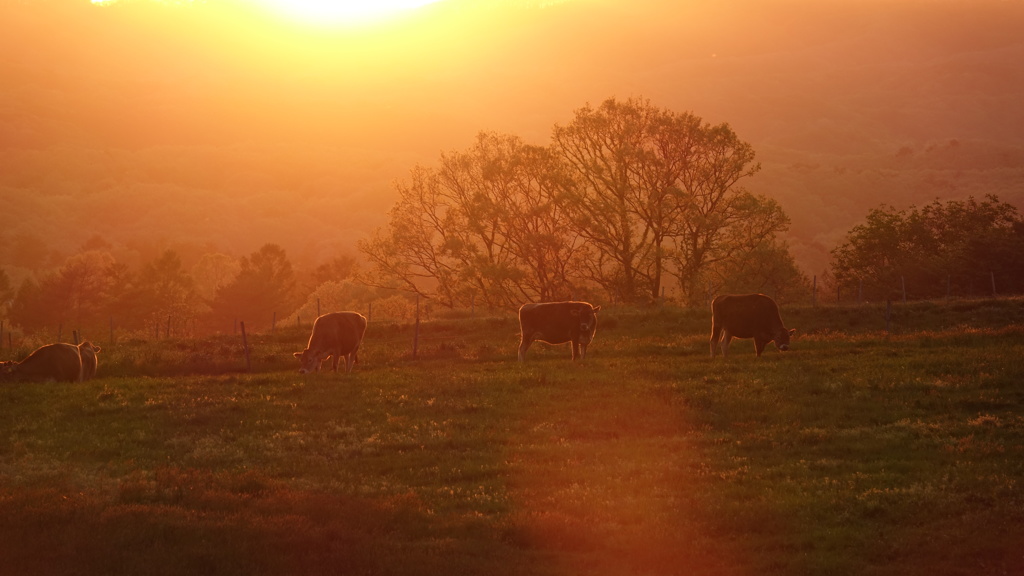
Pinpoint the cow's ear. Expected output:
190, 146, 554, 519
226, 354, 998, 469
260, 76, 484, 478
94, 346, 102, 353
789, 328, 797, 336
293, 352, 303, 358
592, 305, 601, 313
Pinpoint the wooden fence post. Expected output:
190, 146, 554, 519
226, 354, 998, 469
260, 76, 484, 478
240, 321, 251, 372
272, 312, 277, 335
413, 295, 420, 359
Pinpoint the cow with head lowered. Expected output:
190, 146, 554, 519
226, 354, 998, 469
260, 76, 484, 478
710, 293, 795, 358
2, 343, 84, 382
518, 301, 601, 362
294, 312, 367, 374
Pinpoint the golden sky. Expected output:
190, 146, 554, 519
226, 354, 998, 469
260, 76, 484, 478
224, 0, 445, 26
2, 0, 1022, 273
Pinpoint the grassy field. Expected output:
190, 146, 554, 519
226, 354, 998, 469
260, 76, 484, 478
1, 300, 1023, 575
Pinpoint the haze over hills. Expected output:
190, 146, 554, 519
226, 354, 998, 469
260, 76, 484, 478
1, 0, 1022, 285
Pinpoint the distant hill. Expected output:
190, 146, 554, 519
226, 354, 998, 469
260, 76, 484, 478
1, 0, 1022, 278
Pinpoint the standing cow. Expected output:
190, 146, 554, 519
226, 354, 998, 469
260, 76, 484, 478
518, 301, 601, 362
78, 341, 102, 380
294, 312, 367, 374
710, 293, 795, 358
2, 343, 84, 382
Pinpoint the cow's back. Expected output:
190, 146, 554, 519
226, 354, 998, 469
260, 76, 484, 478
712, 294, 784, 337
311, 312, 367, 353
10, 343, 83, 383
519, 302, 577, 342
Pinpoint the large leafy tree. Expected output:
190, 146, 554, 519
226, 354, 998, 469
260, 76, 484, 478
669, 125, 776, 304
553, 97, 704, 302
363, 97, 795, 307
554, 97, 778, 305
207, 244, 296, 331
191, 253, 240, 302
358, 163, 467, 307
134, 251, 199, 336
360, 132, 582, 307
831, 195, 1024, 300
9, 251, 116, 336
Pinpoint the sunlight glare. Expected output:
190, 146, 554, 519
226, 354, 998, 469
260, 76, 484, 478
252, 0, 445, 26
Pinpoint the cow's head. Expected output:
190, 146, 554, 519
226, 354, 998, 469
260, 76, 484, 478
293, 348, 329, 374
571, 304, 601, 343
79, 341, 101, 357
775, 328, 797, 351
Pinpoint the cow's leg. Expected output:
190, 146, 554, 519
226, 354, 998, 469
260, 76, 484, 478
331, 353, 341, 372
518, 334, 532, 362
344, 352, 354, 373
710, 324, 722, 357
754, 337, 767, 357
721, 330, 732, 357
571, 341, 581, 360
579, 341, 587, 360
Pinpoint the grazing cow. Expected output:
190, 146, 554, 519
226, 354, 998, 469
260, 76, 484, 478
294, 312, 367, 374
710, 293, 795, 358
518, 301, 601, 362
78, 341, 102, 380
3, 343, 83, 382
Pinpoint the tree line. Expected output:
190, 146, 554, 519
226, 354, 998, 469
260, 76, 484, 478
3, 98, 1024, 340
360, 97, 805, 308
3, 245, 288, 340
829, 194, 1024, 301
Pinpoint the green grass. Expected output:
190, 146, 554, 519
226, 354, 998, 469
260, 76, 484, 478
1, 300, 1023, 575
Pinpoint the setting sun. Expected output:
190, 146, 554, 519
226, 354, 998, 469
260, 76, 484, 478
251, 0, 445, 25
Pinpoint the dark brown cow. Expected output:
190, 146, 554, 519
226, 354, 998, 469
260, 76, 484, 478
78, 341, 102, 380
294, 312, 367, 374
3, 343, 83, 382
518, 301, 601, 362
710, 293, 795, 358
